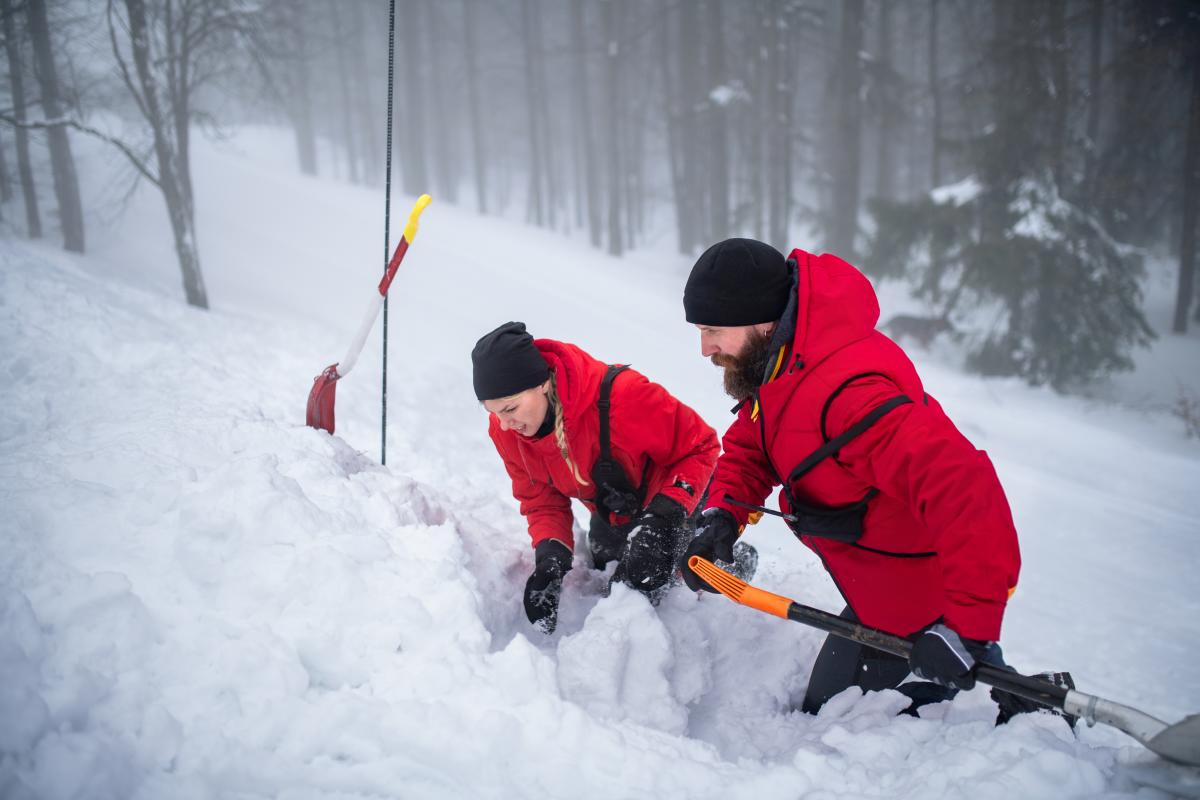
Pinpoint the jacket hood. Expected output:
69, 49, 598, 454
787, 249, 881, 370
533, 339, 606, 424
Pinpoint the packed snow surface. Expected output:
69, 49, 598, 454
2, 127, 1199, 799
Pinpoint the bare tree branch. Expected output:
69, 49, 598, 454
0, 111, 161, 188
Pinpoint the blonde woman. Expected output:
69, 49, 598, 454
472, 321, 722, 633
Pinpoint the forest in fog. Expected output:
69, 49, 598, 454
1, 0, 1197, 390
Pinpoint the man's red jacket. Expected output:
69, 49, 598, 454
491, 339, 719, 553
708, 249, 1021, 642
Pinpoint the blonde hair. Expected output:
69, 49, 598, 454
548, 372, 589, 486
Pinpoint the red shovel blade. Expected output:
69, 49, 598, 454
306, 364, 341, 434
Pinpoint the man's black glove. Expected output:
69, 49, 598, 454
621, 495, 687, 593
679, 507, 740, 593
908, 623, 992, 690
524, 539, 572, 634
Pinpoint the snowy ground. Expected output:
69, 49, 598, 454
2, 127, 1199, 799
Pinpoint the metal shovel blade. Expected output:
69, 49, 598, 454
306, 364, 340, 434
1148, 713, 1200, 767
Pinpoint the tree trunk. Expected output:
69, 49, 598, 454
572, 0, 601, 246
602, 0, 622, 255
329, 2, 360, 183
399, 0, 428, 195
767, 0, 793, 248
462, 0, 487, 213
1173, 42, 1199, 334
706, 0, 729, 243
520, 0, 544, 225
929, 0, 942, 189
291, 11, 318, 176
1, 0, 41, 238
164, 0, 194, 220
26, 0, 84, 252
350, 0, 380, 183
0, 129, 10, 208
678, 0, 703, 252
426, 0, 457, 202
529, 0, 556, 228
1047, 1, 1068, 188
1084, 0, 1103, 194
658, 0, 688, 253
747, 7, 767, 241
875, 0, 895, 202
829, 0, 863, 257
124, 0, 208, 309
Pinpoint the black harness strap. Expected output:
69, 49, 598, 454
596, 365, 626, 467
788, 395, 913, 484
591, 365, 650, 519
734, 373, 919, 548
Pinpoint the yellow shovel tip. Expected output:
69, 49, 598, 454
404, 194, 433, 242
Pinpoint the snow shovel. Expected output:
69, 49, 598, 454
306, 194, 432, 434
688, 556, 1200, 767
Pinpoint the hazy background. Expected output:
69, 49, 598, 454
1, 0, 1198, 401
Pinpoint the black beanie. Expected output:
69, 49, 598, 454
683, 238, 791, 326
471, 321, 551, 401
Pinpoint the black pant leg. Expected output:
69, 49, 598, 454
800, 606, 912, 714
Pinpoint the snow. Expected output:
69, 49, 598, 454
930, 176, 983, 207
2, 126, 1199, 799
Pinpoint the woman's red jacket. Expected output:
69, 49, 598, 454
489, 339, 719, 553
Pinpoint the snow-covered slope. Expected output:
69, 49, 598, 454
2, 127, 1198, 799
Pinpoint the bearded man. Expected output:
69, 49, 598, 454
678, 238, 1031, 717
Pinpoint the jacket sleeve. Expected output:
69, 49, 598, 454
488, 417, 574, 551
608, 373, 720, 515
707, 406, 779, 529
825, 375, 1021, 642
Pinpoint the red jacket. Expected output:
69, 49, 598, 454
709, 249, 1021, 641
490, 340, 719, 553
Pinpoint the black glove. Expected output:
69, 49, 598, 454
679, 507, 740, 592
908, 623, 992, 690
523, 539, 572, 634
621, 495, 687, 593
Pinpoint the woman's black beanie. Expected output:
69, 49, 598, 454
683, 238, 791, 326
471, 321, 551, 401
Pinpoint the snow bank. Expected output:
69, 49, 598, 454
2, 126, 1198, 799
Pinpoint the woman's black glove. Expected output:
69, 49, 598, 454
621, 495, 687, 593
908, 623, 993, 690
524, 539, 572, 634
679, 507, 740, 592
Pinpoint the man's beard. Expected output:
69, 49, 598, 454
711, 328, 776, 402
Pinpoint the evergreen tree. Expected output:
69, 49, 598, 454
866, 2, 1154, 391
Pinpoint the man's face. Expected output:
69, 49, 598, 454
695, 323, 774, 360
695, 323, 777, 401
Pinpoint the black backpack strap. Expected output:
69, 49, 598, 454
591, 365, 643, 518
596, 365, 629, 464
788, 373, 913, 484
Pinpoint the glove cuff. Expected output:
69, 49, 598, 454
534, 538, 573, 570
699, 507, 739, 539
644, 494, 688, 527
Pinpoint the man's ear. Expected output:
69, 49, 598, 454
756, 321, 777, 338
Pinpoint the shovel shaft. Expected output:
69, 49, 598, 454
335, 194, 432, 379
784, 602, 1071, 709
689, 556, 1196, 765
378, 194, 432, 296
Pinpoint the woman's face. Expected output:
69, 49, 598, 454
483, 381, 551, 437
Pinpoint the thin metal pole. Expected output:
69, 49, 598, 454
381, 0, 396, 465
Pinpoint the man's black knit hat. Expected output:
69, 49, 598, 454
683, 238, 791, 326
472, 321, 551, 401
